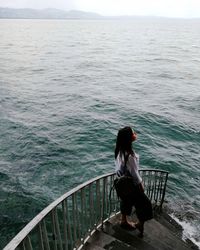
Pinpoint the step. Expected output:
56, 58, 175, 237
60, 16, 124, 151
154, 211, 198, 249
154, 212, 183, 236
82, 241, 105, 250
103, 221, 157, 250
144, 218, 190, 250
106, 215, 191, 250
82, 229, 138, 250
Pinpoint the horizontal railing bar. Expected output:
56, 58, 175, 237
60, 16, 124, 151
139, 169, 169, 174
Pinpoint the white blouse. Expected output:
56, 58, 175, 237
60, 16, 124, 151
115, 152, 142, 185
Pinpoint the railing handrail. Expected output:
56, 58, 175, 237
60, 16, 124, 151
3, 172, 115, 250
140, 169, 169, 173
3, 169, 169, 250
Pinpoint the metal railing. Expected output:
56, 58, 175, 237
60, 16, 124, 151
4, 169, 168, 250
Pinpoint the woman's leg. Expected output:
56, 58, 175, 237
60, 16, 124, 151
121, 213, 128, 224
120, 198, 136, 229
134, 189, 153, 236
135, 220, 144, 237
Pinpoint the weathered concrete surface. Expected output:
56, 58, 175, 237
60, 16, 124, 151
82, 211, 198, 250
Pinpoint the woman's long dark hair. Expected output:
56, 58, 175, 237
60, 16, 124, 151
115, 126, 134, 159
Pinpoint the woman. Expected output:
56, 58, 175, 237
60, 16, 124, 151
115, 126, 153, 236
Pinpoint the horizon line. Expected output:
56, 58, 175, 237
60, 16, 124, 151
0, 6, 200, 19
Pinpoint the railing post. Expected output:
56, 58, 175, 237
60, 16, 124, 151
51, 209, 58, 250
55, 208, 63, 250
101, 177, 106, 230
38, 223, 44, 250
72, 194, 77, 245
42, 219, 50, 250
65, 199, 73, 250
80, 188, 84, 243
89, 184, 94, 229
96, 180, 101, 226
62, 200, 68, 250
25, 236, 33, 250
160, 172, 169, 209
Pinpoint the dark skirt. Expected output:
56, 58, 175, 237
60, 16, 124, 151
120, 185, 153, 222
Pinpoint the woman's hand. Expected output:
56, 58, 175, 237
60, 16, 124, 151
139, 182, 144, 192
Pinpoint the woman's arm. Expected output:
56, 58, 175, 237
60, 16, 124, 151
127, 155, 142, 185
139, 182, 144, 192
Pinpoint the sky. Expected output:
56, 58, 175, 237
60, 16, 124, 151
0, 0, 200, 18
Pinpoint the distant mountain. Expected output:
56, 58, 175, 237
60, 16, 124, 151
0, 7, 102, 19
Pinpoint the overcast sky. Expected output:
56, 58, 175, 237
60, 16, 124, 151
0, 0, 200, 18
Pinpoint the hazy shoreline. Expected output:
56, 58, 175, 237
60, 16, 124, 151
0, 7, 200, 20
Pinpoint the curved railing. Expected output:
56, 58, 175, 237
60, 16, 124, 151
4, 169, 168, 250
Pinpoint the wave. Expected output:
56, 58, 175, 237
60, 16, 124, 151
170, 213, 200, 249
0, 172, 9, 181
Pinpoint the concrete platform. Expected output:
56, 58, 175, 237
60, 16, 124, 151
82, 211, 198, 250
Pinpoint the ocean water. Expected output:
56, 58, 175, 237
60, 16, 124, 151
0, 18, 200, 248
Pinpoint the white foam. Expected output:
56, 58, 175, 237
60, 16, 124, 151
170, 213, 200, 249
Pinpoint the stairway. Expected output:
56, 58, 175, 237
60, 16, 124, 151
82, 212, 198, 250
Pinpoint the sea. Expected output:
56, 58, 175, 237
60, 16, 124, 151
0, 18, 200, 249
